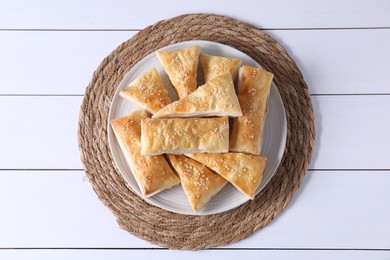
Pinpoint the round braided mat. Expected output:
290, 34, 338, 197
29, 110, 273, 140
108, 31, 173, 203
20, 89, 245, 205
78, 14, 315, 250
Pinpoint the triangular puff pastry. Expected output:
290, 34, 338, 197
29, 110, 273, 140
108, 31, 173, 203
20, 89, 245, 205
230, 66, 273, 155
200, 53, 241, 83
110, 110, 180, 197
186, 153, 267, 199
168, 154, 227, 212
152, 73, 242, 118
157, 46, 200, 99
119, 68, 171, 114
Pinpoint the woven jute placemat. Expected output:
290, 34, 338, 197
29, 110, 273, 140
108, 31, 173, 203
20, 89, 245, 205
78, 14, 315, 250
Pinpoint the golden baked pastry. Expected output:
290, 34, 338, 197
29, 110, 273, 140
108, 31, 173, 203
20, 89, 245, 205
119, 68, 171, 114
141, 117, 229, 156
168, 154, 227, 212
186, 152, 267, 199
152, 73, 242, 118
157, 46, 200, 99
110, 110, 180, 197
230, 65, 273, 155
200, 53, 241, 83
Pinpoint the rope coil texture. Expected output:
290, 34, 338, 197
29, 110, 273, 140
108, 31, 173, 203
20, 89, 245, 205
78, 14, 315, 250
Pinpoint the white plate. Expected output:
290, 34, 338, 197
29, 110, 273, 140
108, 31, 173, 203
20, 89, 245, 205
108, 40, 287, 215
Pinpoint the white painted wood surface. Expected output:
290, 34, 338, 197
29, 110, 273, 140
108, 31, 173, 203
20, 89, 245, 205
0, 96, 388, 170
0, 31, 134, 95
0, 171, 389, 249
1, 0, 389, 259
0, 96, 82, 169
1, 0, 390, 29
1, 250, 389, 260
1, 29, 389, 95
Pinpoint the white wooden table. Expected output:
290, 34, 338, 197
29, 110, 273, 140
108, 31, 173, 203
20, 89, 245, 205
1, 1, 389, 259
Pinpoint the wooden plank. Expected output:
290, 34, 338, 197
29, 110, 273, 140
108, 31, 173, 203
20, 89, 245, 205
310, 95, 390, 169
1, 0, 389, 29
0, 29, 389, 95
269, 29, 390, 95
0, 31, 135, 95
0, 171, 389, 249
0, 96, 83, 169
0, 171, 146, 248
0, 249, 389, 260
0, 95, 389, 170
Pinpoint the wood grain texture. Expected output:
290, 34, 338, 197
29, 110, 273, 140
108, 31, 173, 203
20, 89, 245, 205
0, 171, 389, 249
1, 0, 389, 29
0, 29, 389, 95
0, 96, 388, 169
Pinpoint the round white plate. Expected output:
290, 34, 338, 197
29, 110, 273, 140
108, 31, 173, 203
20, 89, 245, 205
108, 40, 287, 215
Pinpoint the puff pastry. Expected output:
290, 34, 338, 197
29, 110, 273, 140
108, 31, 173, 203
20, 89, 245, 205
110, 110, 180, 197
200, 53, 241, 83
168, 154, 227, 212
230, 66, 274, 155
157, 46, 200, 99
141, 117, 229, 156
152, 73, 242, 118
119, 68, 171, 114
186, 152, 267, 199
